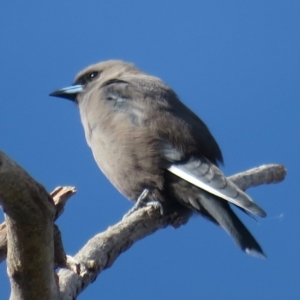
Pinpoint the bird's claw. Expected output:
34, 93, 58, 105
122, 189, 164, 218
146, 200, 164, 214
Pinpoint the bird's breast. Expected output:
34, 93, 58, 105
80, 102, 164, 201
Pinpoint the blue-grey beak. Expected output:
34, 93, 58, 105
49, 85, 83, 101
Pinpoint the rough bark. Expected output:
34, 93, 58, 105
0, 152, 76, 300
0, 151, 58, 300
0, 186, 76, 265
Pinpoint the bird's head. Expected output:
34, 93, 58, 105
49, 60, 141, 102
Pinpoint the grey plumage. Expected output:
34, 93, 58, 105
50, 60, 266, 257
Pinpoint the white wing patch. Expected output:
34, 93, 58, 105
167, 164, 266, 217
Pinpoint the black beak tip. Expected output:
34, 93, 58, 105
49, 89, 78, 101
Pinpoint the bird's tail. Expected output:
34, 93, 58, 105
167, 174, 265, 257
195, 189, 266, 258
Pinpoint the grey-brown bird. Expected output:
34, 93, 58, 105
50, 60, 266, 257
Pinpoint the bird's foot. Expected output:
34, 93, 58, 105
146, 200, 164, 215
123, 189, 150, 219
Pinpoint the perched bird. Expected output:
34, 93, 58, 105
50, 60, 266, 257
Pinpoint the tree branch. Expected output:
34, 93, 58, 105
0, 187, 77, 264
58, 163, 286, 300
229, 164, 287, 191
0, 152, 76, 300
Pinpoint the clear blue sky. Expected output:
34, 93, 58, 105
1, 1, 299, 299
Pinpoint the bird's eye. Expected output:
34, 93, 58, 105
87, 71, 99, 81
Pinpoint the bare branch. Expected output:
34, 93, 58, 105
51, 187, 77, 221
229, 164, 287, 191
58, 163, 286, 300
0, 186, 76, 266
0, 151, 61, 300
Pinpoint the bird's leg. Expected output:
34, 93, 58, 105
123, 189, 150, 219
136, 188, 150, 207
123, 189, 164, 219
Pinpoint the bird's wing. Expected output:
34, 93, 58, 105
167, 157, 266, 217
118, 75, 223, 166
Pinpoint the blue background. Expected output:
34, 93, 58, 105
1, 1, 299, 299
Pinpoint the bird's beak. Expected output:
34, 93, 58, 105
49, 84, 83, 101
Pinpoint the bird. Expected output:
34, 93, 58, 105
50, 60, 266, 257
